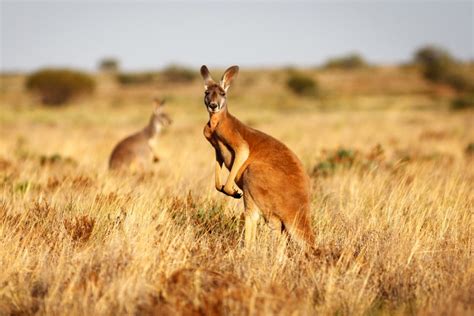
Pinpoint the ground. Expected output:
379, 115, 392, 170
0, 67, 473, 315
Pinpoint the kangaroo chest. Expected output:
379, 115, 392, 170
147, 136, 159, 150
203, 123, 235, 169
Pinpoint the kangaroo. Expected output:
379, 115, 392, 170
109, 99, 172, 171
200, 65, 315, 249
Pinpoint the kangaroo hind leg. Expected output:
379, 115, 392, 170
243, 192, 260, 248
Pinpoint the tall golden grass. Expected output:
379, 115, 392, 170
0, 68, 473, 315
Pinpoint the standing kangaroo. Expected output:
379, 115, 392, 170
109, 99, 172, 171
200, 65, 315, 249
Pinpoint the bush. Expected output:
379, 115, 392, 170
98, 58, 119, 73
312, 145, 385, 177
116, 72, 158, 85
451, 93, 474, 110
444, 70, 474, 92
26, 68, 95, 105
323, 53, 368, 70
312, 148, 357, 177
286, 72, 318, 97
161, 65, 197, 83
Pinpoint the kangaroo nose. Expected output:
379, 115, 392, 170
209, 103, 218, 109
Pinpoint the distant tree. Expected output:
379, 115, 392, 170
26, 68, 95, 105
323, 53, 368, 70
98, 58, 120, 73
414, 46, 455, 82
414, 45, 474, 92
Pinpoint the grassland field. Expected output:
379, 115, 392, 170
0, 67, 473, 315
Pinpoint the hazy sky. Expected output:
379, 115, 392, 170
1, 1, 473, 72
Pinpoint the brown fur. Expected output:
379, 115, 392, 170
200, 65, 315, 249
109, 99, 172, 171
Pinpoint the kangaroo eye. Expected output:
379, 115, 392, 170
204, 91, 210, 95
220, 92, 226, 96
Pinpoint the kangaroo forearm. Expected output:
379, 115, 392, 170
224, 146, 249, 189
147, 140, 161, 162
214, 149, 225, 191
215, 161, 223, 189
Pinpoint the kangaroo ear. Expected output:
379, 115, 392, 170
153, 98, 164, 112
200, 65, 215, 89
220, 65, 239, 92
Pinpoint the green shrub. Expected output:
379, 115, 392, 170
39, 153, 77, 167
116, 72, 157, 85
312, 148, 357, 176
26, 68, 95, 105
286, 72, 318, 97
451, 93, 474, 110
323, 53, 368, 70
161, 65, 197, 83
312, 145, 385, 177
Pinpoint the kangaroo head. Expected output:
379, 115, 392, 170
200, 65, 239, 114
150, 98, 172, 133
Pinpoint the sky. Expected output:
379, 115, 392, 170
1, 1, 473, 72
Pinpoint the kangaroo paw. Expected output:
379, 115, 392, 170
221, 185, 243, 199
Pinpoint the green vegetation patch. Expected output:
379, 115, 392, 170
286, 72, 319, 97
26, 68, 95, 106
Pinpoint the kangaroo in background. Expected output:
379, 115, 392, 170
200, 65, 315, 249
109, 99, 172, 171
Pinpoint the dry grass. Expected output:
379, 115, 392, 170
0, 68, 473, 315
